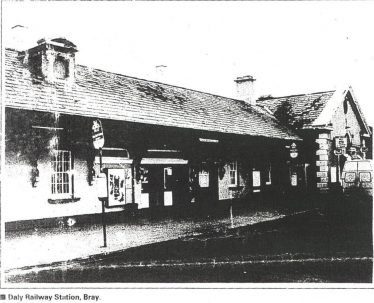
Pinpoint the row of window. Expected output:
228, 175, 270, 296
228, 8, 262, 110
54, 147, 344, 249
49, 153, 271, 198
198, 162, 271, 188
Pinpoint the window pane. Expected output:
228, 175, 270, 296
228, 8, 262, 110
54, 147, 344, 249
358, 161, 372, 171
63, 152, 70, 162
63, 173, 69, 183
344, 162, 357, 171
51, 150, 72, 195
57, 173, 63, 183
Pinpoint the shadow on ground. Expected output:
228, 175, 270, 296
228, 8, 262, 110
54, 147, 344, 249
6, 194, 373, 283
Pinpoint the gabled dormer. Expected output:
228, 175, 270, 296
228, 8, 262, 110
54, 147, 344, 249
22, 37, 78, 84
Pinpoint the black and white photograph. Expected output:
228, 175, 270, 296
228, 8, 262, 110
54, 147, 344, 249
0, 0, 373, 291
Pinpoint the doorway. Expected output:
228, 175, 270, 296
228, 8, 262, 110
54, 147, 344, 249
197, 164, 219, 206
141, 164, 188, 208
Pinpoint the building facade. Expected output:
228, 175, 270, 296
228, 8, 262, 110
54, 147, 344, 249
258, 88, 372, 192
3, 38, 301, 228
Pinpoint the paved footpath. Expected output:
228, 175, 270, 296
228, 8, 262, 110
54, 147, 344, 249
3, 209, 287, 270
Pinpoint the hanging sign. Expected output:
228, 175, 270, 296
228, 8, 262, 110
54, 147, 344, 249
92, 119, 105, 150
335, 137, 347, 149
289, 142, 298, 159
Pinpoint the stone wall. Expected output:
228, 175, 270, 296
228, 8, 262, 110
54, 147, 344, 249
315, 132, 333, 191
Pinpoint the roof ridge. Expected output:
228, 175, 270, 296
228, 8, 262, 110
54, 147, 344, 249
77, 63, 244, 103
5, 48, 239, 102
4, 47, 301, 140
257, 90, 336, 101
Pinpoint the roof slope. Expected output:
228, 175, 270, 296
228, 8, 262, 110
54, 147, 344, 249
257, 91, 335, 129
4, 48, 299, 141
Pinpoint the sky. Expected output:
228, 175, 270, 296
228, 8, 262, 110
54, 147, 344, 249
2, 1, 374, 125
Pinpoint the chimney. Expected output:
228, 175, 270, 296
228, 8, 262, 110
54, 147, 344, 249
8, 25, 34, 51
234, 75, 256, 106
155, 65, 167, 82
23, 37, 78, 84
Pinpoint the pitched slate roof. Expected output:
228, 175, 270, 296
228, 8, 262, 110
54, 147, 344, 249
4, 48, 300, 141
257, 91, 336, 129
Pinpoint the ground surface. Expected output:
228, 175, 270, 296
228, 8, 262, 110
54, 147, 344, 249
4, 205, 287, 269
5, 196, 373, 283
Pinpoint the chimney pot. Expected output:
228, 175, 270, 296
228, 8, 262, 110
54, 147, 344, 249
155, 65, 167, 82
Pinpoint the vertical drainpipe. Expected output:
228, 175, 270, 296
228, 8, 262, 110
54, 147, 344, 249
131, 162, 136, 206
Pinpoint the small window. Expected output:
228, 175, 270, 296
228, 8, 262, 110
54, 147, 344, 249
51, 150, 73, 197
53, 56, 69, 79
229, 162, 238, 186
343, 161, 358, 172
357, 161, 372, 171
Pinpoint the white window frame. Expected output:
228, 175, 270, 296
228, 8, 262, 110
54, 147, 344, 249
51, 150, 73, 198
229, 161, 238, 187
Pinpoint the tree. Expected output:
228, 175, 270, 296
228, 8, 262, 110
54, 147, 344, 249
273, 100, 294, 128
257, 94, 274, 101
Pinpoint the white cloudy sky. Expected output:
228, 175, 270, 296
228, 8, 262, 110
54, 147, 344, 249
3, 1, 374, 125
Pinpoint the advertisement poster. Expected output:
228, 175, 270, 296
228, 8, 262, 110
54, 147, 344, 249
107, 168, 126, 207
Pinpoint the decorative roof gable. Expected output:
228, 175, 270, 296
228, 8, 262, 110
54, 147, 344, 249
257, 87, 371, 135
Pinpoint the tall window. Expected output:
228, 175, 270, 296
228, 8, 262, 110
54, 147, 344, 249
51, 150, 72, 197
229, 162, 238, 186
